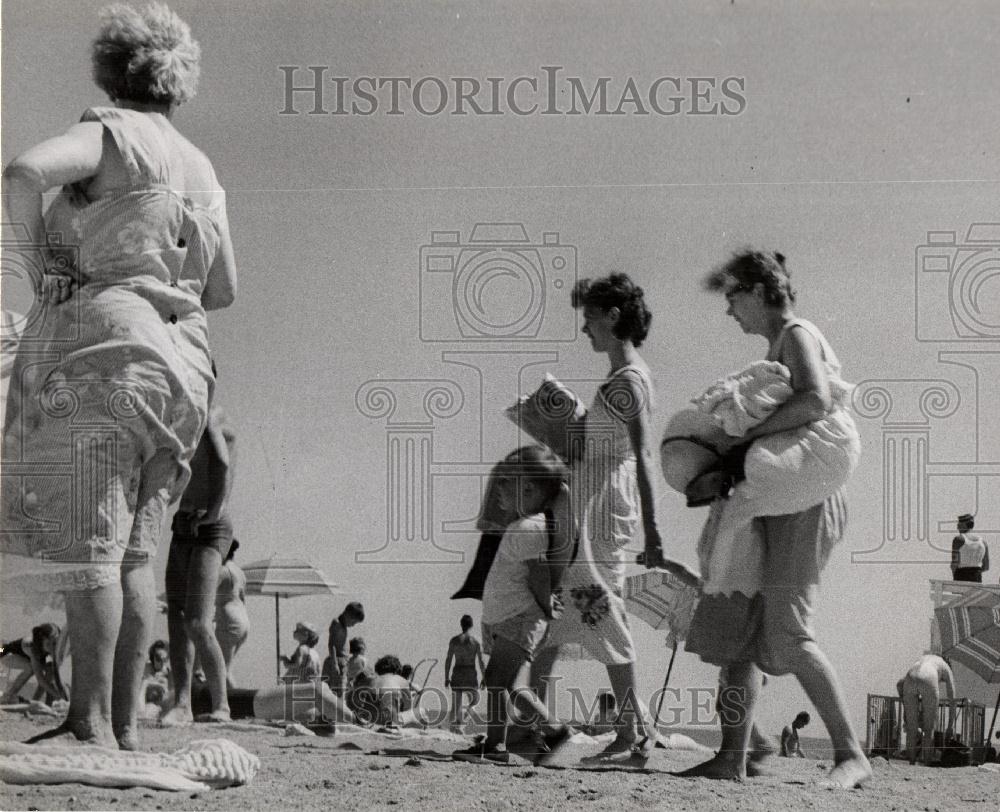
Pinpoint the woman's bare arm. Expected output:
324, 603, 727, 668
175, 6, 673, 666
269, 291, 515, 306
742, 325, 832, 441
3, 123, 105, 305
201, 203, 237, 310
615, 372, 664, 567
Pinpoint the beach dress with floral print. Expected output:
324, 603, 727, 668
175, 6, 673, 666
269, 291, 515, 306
1, 107, 230, 600
540, 364, 654, 665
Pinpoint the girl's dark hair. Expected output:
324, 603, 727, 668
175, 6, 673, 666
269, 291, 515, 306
374, 654, 403, 676
400, 664, 413, 680
301, 628, 320, 648
571, 273, 652, 347
497, 445, 569, 507
349, 636, 366, 655
31, 623, 60, 657
703, 249, 796, 306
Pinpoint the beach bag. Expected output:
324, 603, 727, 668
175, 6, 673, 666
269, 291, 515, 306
505, 374, 586, 462
660, 409, 750, 507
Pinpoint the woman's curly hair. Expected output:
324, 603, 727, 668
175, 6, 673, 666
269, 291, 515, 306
703, 249, 796, 307
92, 3, 201, 104
571, 273, 652, 346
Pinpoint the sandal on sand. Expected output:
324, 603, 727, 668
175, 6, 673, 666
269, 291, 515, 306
534, 727, 572, 766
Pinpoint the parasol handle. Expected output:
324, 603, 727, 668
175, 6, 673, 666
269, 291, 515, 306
275, 594, 281, 683
986, 689, 1000, 753
652, 641, 680, 729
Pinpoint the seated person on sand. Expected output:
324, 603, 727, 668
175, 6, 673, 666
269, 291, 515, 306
349, 655, 414, 729
345, 637, 368, 685
780, 711, 810, 757
141, 640, 173, 712
280, 622, 322, 683
896, 654, 956, 765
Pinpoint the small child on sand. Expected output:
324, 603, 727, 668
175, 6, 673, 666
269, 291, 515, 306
452, 446, 572, 765
345, 637, 368, 686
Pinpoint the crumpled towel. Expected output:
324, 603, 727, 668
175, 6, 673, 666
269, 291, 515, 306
692, 360, 792, 437
0, 738, 260, 791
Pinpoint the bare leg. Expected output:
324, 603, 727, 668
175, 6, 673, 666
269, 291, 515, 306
1, 661, 33, 704
484, 637, 559, 750
162, 543, 195, 726
252, 680, 358, 724
901, 680, 920, 765
529, 646, 558, 703
182, 546, 230, 722
604, 661, 651, 753
216, 629, 247, 690
675, 662, 761, 780
919, 684, 939, 766
112, 555, 156, 749
31, 587, 122, 747
450, 689, 465, 729
790, 640, 871, 787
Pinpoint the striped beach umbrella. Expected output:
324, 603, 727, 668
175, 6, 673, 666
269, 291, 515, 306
934, 605, 1000, 747
624, 566, 701, 645
624, 565, 702, 737
244, 557, 342, 680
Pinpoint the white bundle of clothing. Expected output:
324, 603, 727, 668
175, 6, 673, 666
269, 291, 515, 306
695, 320, 861, 597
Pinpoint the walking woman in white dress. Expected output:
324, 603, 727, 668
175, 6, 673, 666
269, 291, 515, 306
531, 273, 669, 754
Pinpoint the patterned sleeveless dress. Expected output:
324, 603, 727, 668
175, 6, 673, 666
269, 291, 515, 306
541, 363, 655, 665
1, 107, 231, 600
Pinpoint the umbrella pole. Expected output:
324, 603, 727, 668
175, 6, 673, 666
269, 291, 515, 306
986, 689, 1000, 751
644, 641, 680, 750
275, 595, 281, 683
653, 642, 679, 729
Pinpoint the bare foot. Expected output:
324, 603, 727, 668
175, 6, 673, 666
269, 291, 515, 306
159, 705, 194, 727
821, 755, 872, 789
24, 720, 116, 748
114, 725, 139, 751
673, 754, 746, 781
194, 710, 232, 723
746, 730, 778, 777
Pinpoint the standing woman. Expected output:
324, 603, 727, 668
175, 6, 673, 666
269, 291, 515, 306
0, 3, 236, 748
532, 273, 666, 754
214, 539, 249, 688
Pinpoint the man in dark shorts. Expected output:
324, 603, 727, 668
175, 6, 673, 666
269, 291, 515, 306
324, 602, 365, 696
162, 402, 236, 725
444, 614, 487, 733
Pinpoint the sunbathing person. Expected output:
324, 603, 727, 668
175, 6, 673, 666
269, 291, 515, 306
190, 679, 365, 728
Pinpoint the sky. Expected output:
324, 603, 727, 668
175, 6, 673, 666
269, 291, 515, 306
2, 0, 1000, 737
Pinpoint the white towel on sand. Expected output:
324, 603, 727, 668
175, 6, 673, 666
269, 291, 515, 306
0, 738, 259, 791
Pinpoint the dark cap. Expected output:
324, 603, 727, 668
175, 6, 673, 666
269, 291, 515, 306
958, 513, 975, 525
